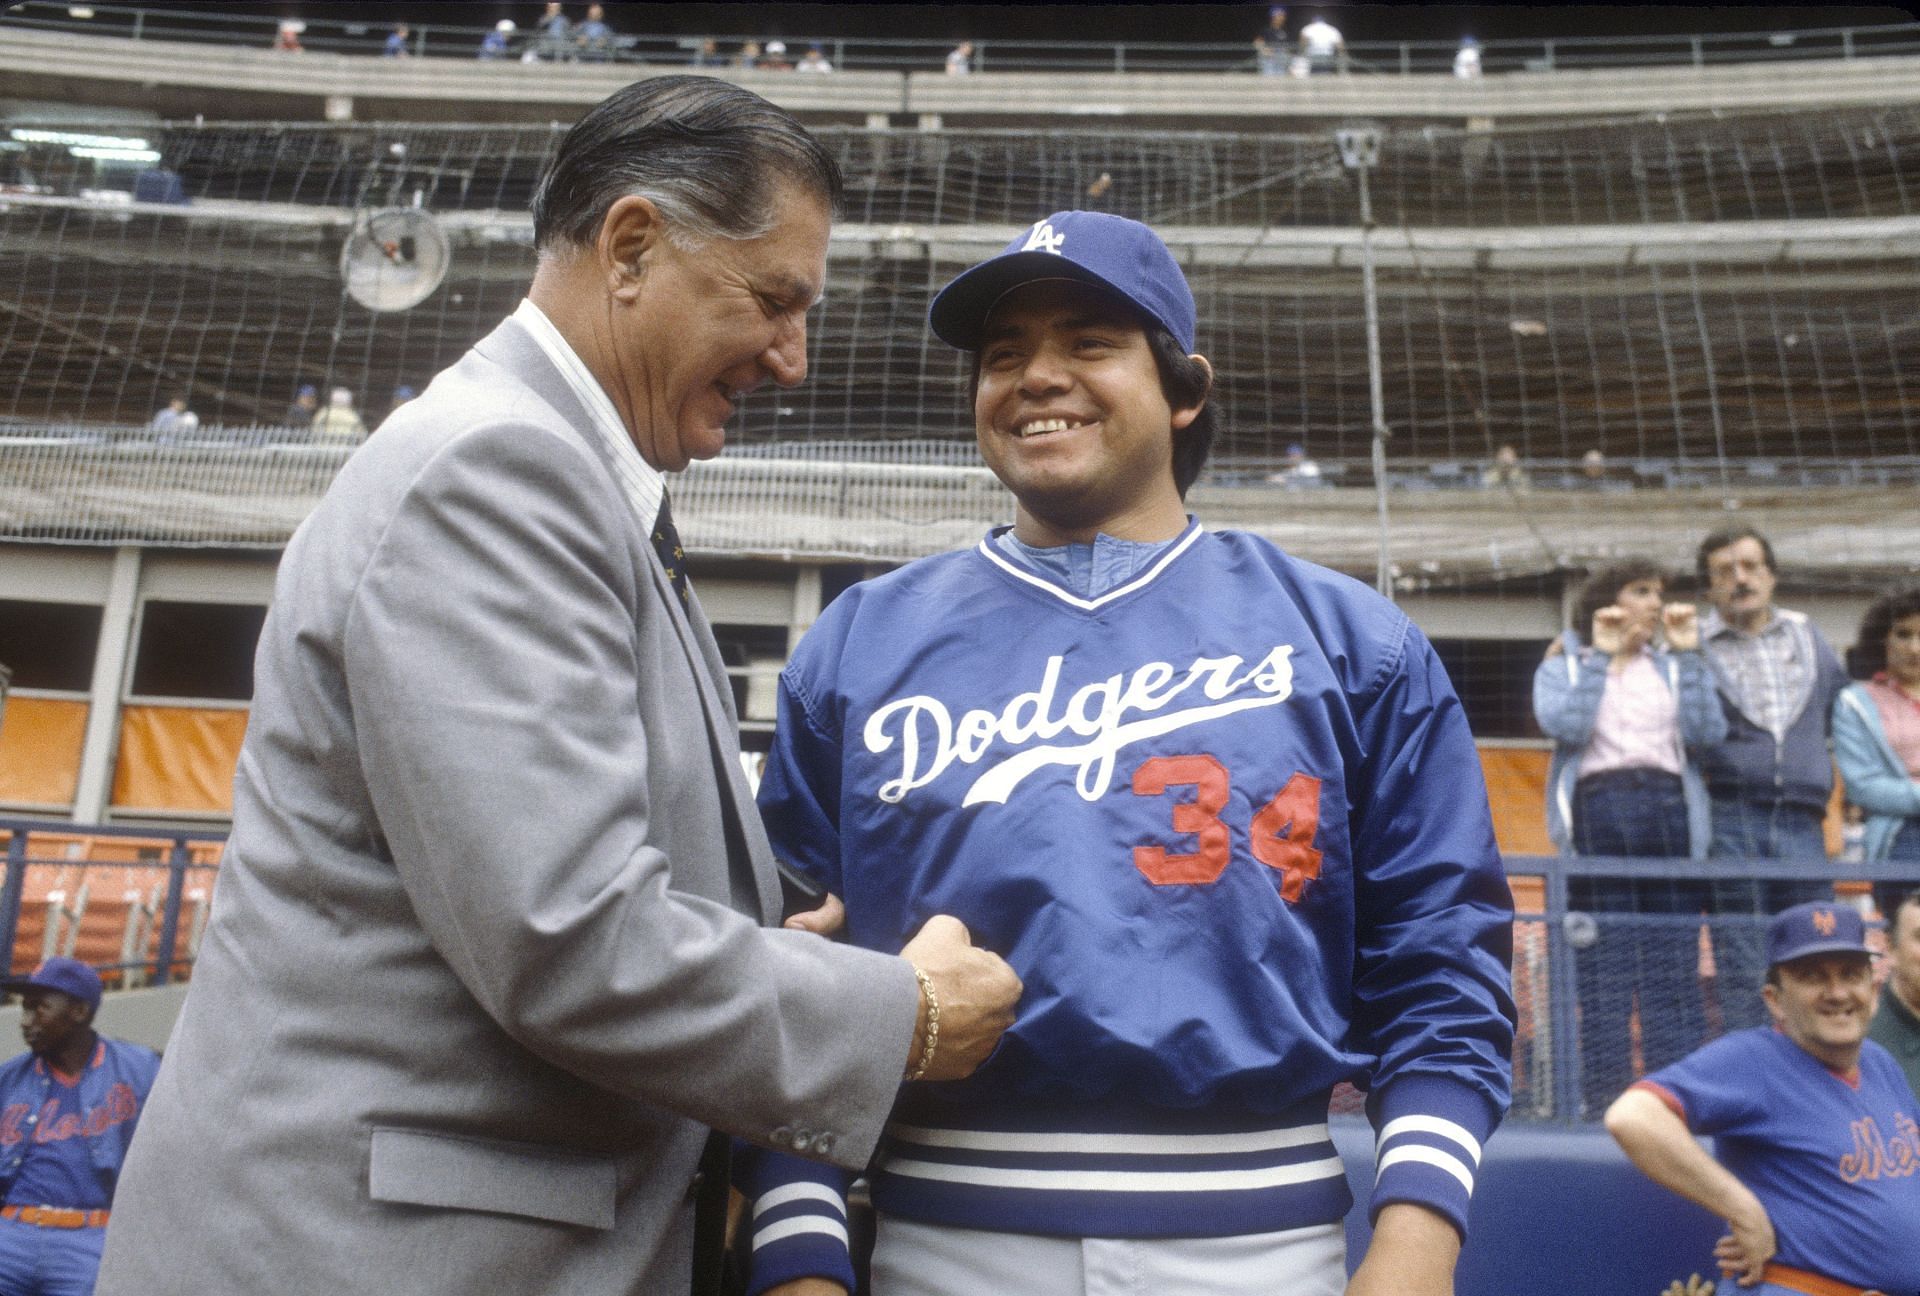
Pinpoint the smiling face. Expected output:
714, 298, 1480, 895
1704, 536, 1777, 632
604, 185, 827, 472
973, 281, 1204, 546
1763, 952, 1874, 1070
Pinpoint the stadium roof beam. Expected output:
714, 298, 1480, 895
9, 194, 1920, 271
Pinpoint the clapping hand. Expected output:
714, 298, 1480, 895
1663, 602, 1700, 651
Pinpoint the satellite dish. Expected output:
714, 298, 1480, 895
340, 207, 450, 311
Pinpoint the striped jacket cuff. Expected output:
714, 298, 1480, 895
739, 1160, 855, 1296
1367, 1075, 1499, 1239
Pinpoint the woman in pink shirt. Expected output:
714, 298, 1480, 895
1534, 559, 1729, 1112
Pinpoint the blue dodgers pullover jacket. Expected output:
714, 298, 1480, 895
744, 525, 1515, 1291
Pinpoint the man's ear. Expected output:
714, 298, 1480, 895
597, 195, 666, 300
1171, 353, 1213, 432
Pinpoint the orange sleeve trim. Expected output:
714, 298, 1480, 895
1631, 1080, 1688, 1123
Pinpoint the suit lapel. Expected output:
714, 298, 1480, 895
475, 317, 779, 925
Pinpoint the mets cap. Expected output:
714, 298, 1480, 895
1765, 901, 1870, 968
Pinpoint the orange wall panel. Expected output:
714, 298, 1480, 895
1478, 745, 1553, 858
0, 696, 88, 807
111, 705, 249, 813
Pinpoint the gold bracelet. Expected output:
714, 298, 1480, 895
905, 966, 939, 1083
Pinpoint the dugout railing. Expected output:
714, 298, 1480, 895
1509, 853, 1920, 1125
5, 812, 1915, 1131
0, 816, 223, 988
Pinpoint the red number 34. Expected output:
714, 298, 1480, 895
1130, 755, 1324, 901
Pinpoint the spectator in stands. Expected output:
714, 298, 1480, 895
735, 39, 763, 70
760, 40, 793, 71
945, 40, 973, 76
282, 383, 319, 428
1833, 588, 1920, 882
1698, 525, 1849, 1027
1254, 35, 1287, 76
92, 77, 1015, 1296
1480, 443, 1530, 491
574, 5, 614, 63
535, 2, 572, 61
1605, 901, 1920, 1296
383, 24, 410, 58
1297, 14, 1345, 74
1576, 447, 1610, 487
1534, 560, 1724, 1112
690, 37, 720, 67
309, 386, 366, 444
148, 394, 198, 436
796, 44, 833, 74
0, 958, 161, 1296
1267, 440, 1324, 488
1453, 36, 1483, 79
271, 20, 304, 54
478, 20, 515, 61
1870, 888, 1920, 1096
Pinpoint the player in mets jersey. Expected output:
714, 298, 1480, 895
1607, 901, 1920, 1296
740, 211, 1517, 1296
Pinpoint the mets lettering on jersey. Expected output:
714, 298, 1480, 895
0, 1085, 139, 1147
747, 524, 1514, 1286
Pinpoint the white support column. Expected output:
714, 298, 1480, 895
787, 565, 823, 657
71, 546, 141, 824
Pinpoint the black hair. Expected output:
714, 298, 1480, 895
1848, 586, 1920, 679
531, 75, 843, 253
1569, 558, 1667, 645
1695, 524, 1777, 586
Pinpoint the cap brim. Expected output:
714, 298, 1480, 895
1770, 941, 1872, 967
929, 252, 1141, 351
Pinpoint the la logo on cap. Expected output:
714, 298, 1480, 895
1812, 908, 1838, 936
1021, 219, 1066, 255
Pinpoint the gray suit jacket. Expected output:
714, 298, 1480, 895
95, 317, 919, 1295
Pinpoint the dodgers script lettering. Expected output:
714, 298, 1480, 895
863, 646, 1296, 806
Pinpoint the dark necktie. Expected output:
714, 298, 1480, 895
652, 492, 691, 610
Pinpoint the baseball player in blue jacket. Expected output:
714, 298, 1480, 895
743, 212, 1516, 1296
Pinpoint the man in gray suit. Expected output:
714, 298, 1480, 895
95, 77, 1020, 1296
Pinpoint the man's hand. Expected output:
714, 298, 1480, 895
760, 1282, 847, 1296
1663, 602, 1700, 652
783, 893, 845, 937
1345, 1203, 1459, 1296
899, 915, 1021, 1082
1712, 1201, 1776, 1289
1661, 1275, 1716, 1296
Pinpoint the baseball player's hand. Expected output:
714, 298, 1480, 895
759, 1282, 846, 1296
1712, 1201, 1776, 1288
1591, 606, 1629, 655
783, 892, 846, 937
1662, 602, 1700, 651
899, 915, 1021, 1082
1660, 1275, 1715, 1296
1345, 1203, 1458, 1296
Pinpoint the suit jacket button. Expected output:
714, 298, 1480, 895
813, 1134, 834, 1156
790, 1129, 814, 1153
771, 1126, 794, 1147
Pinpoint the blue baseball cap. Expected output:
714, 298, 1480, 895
1766, 901, 1870, 968
1, 956, 103, 1010
929, 211, 1196, 353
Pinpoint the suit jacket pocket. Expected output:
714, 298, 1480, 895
368, 1127, 618, 1229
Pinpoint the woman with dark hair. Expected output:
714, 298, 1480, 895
1834, 589, 1920, 895
1533, 558, 1727, 1111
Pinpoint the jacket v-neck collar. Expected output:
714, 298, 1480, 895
975, 520, 1204, 613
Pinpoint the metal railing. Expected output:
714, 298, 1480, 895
0, 816, 225, 988
5, 2, 1920, 76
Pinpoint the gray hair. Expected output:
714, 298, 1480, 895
531, 75, 842, 253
